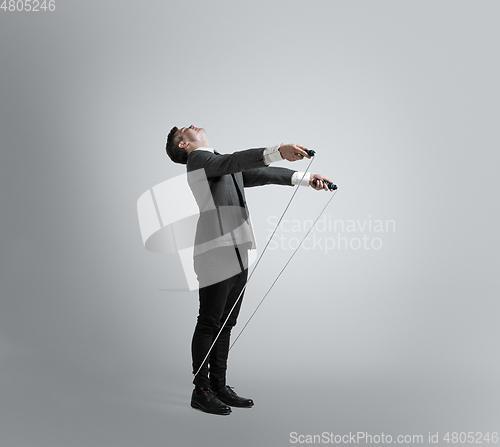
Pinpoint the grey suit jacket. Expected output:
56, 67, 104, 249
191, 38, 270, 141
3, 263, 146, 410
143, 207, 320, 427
186, 147, 295, 256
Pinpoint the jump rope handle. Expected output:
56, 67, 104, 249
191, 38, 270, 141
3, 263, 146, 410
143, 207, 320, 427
313, 179, 338, 190
304, 149, 338, 190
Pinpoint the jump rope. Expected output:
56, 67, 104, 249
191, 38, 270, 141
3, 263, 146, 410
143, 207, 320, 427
194, 149, 337, 378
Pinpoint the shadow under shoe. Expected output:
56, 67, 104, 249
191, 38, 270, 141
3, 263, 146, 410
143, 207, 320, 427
214, 386, 254, 408
191, 389, 231, 415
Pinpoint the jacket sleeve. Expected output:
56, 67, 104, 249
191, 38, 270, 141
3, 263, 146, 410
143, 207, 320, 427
242, 166, 295, 188
187, 148, 268, 178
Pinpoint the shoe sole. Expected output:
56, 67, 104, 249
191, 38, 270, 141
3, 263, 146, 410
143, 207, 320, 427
215, 397, 254, 408
219, 401, 254, 408
190, 401, 231, 415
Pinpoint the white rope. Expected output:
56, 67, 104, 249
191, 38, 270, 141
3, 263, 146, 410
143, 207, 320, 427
229, 189, 337, 351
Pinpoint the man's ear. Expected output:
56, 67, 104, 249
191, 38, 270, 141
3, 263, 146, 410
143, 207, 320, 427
178, 140, 188, 149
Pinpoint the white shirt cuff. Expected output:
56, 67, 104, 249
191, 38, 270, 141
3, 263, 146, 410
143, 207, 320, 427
263, 144, 283, 165
292, 172, 311, 187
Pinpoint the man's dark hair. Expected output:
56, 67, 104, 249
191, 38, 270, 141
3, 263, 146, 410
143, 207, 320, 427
166, 126, 188, 164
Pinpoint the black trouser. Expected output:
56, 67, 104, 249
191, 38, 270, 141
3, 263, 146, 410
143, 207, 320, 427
192, 246, 248, 390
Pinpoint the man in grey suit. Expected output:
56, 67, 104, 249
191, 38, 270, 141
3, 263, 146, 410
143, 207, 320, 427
166, 125, 332, 415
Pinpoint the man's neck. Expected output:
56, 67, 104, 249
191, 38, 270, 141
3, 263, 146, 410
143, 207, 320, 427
186, 141, 210, 154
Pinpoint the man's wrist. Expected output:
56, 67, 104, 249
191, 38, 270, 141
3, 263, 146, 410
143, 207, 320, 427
263, 144, 283, 165
292, 171, 311, 187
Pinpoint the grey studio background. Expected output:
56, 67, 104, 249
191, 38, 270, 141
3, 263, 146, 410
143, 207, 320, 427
1, 1, 499, 447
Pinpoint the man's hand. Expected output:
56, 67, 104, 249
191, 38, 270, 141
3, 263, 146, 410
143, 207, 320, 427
278, 144, 311, 162
310, 173, 334, 191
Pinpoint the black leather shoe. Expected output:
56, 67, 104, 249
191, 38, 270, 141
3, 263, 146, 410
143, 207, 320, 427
191, 389, 231, 415
214, 386, 254, 408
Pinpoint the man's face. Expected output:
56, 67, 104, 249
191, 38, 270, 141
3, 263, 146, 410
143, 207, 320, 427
177, 125, 206, 146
